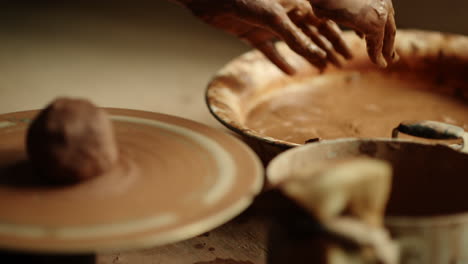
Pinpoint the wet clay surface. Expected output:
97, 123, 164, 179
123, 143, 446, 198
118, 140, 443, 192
26, 98, 118, 184
245, 70, 468, 144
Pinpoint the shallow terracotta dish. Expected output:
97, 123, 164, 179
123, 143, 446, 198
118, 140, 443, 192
0, 109, 263, 253
206, 30, 468, 162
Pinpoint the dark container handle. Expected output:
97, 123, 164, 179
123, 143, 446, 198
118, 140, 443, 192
392, 120, 467, 153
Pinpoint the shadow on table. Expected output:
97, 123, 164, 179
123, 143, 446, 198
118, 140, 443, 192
0, 251, 95, 264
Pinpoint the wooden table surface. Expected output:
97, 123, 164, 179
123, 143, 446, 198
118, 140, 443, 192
97, 191, 335, 264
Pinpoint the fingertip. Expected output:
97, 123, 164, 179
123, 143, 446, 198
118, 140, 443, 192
384, 50, 399, 66
392, 51, 400, 63
318, 64, 327, 74
317, 21, 353, 60
309, 44, 327, 59
342, 48, 353, 60
271, 58, 296, 75
335, 40, 353, 60
306, 56, 328, 72
281, 64, 297, 75
257, 41, 297, 75
383, 15, 397, 64
377, 54, 388, 68
315, 59, 328, 72
365, 33, 385, 67
328, 53, 343, 68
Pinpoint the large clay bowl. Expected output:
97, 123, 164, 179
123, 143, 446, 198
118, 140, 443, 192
0, 109, 263, 253
267, 138, 468, 264
206, 30, 468, 163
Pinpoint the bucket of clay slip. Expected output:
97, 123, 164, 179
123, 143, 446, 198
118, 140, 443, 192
268, 121, 468, 264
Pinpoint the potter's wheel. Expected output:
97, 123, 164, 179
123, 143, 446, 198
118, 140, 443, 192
0, 108, 263, 253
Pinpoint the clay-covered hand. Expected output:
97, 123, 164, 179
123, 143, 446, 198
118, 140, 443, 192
180, 0, 352, 74
311, 0, 397, 67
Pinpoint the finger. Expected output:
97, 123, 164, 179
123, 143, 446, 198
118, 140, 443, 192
365, 28, 387, 68
270, 13, 328, 70
306, 9, 352, 60
382, 13, 398, 64
256, 41, 296, 75
316, 19, 353, 60
301, 25, 343, 67
241, 28, 296, 75
289, 9, 342, 67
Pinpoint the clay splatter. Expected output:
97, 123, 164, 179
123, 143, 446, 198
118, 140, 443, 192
193, 258, 254, 264
194, 243, 206, 249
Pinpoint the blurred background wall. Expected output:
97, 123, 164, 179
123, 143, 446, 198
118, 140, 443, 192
395, 0, 467, 34
0, 1, 466, 126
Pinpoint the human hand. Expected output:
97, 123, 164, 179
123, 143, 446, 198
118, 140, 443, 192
182, 0, 352, 74
311, 0, 397, 67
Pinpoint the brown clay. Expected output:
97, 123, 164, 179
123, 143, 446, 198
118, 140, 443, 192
26, 98, 118, 184
245, 71, 468, 144
206, 30, 468, 163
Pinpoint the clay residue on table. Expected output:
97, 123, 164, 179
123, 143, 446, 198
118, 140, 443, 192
244, 71, 468, 144
193, 258, 254, 264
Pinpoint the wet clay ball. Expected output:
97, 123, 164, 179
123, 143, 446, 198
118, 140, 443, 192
26, 98, 118, 184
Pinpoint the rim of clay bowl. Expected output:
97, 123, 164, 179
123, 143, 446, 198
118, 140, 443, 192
206, 29, 468, 148
266, 137, 468, 228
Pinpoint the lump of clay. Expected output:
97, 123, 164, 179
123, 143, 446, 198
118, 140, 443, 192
26, 97, 118, 184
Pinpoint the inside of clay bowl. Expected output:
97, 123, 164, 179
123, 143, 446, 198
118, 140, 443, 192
267, 139, 468, 218
207, 30, 468, 148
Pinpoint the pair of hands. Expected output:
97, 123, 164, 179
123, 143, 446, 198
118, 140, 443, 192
182, 0, 396, 74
